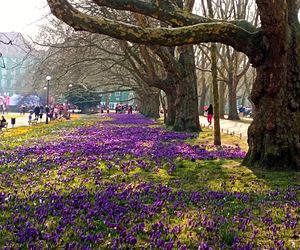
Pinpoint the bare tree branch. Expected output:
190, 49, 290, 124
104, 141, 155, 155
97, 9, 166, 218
47, 0, 264, 65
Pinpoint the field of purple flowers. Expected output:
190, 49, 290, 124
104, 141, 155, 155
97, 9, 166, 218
0, 114, 299, 249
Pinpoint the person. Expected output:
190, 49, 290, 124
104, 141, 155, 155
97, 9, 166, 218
0, 115, 6, 128
28, 111, 33, 124
19, 104, 25, 115
128, 105, 133, 114
238, 105, 245, 117
45, 106, 50, 114
100, 105, 104, 113
206, 104, 213, 125
33, 105, 40, 119
1, 105, 5, 115
22, 105, 26, 115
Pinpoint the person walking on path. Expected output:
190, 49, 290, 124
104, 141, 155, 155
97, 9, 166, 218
206, 104, 213, 125
33, 105, 40, 119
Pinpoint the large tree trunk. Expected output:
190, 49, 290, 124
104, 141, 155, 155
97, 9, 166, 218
198, 59, 208, 116
139, 92, 160, 119
219, 82, 227, 119
211, 43, 221, 145
165, 90, 176, 126
199, 88, 207, 116
227, 79, 240, 120
198, 74, 208, 116
173, 78, 200, 132
173, 46, 201, 132
159, 91, 167, 123
207, 0, 221, 145
244, 2, 300, 170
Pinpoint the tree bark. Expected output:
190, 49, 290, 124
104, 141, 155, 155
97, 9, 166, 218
199, 83, 208, 116
208, 0, 221, 145
159, 91, 167, 123
211, 42, 221, 145
227, 49, 240, 120
227, 77, 240, 120
139, 91, 160, 118
151, 44, 201, 132
173, 46, 201, 132
165, 90, 176, 126
198, 58, 208, 116
219, 82, 226, 119
243, 1, 300, 170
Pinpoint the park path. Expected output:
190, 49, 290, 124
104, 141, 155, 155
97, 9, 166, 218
2, 113, 43, 130
199, 115, 251, 139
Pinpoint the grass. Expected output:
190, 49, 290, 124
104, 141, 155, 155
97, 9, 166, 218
188, 127, 249, 151
0, 114, 298, 249
0, 114, 82, 149
158, 117, 249, 150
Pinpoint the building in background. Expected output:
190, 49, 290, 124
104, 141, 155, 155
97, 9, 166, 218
100, 90, 134, 109
0, 32, 33, 111
0, 32, 31, 96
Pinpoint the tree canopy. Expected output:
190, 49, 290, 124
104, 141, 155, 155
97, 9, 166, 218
46, 0, 265, 66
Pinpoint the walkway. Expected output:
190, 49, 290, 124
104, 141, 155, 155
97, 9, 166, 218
1, 113, 45, 129
199, 115, 252, 139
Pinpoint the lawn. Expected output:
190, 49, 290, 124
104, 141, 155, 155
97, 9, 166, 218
0, 114, 298, 249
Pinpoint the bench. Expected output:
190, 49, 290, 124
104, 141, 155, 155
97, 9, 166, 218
29, 117, 39, 125
0, 122, 8, 131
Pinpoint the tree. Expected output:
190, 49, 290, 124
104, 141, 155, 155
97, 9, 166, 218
207, 0, 221, 145
31, 19, 160, 117
196, 0, 256, 121
132, 11, 200, 131
47, 0, 300, 170
35, 6, 200, 131
67, 84, 102, 113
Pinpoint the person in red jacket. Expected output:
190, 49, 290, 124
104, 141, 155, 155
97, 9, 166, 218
206, 104, 213, 125
128, 105, 133, 114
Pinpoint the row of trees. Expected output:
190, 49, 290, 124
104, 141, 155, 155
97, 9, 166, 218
31, 1, 255, 123
40, 0, 300, 170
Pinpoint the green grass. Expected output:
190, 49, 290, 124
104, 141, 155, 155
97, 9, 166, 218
0, 115, 298, 248
1, 115, 298, 194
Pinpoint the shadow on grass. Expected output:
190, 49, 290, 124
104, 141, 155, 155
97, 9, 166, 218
130, 158, 300, 193
246, 165, 300, 190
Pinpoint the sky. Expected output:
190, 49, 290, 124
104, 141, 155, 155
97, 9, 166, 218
0, 0, 49, 38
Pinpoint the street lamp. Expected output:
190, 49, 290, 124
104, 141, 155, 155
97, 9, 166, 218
45, 76, 51, 124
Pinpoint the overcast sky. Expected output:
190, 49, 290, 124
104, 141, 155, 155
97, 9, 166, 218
0, 0, 49, 38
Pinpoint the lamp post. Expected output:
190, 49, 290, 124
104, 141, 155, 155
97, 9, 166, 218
46, 76, 51, 124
